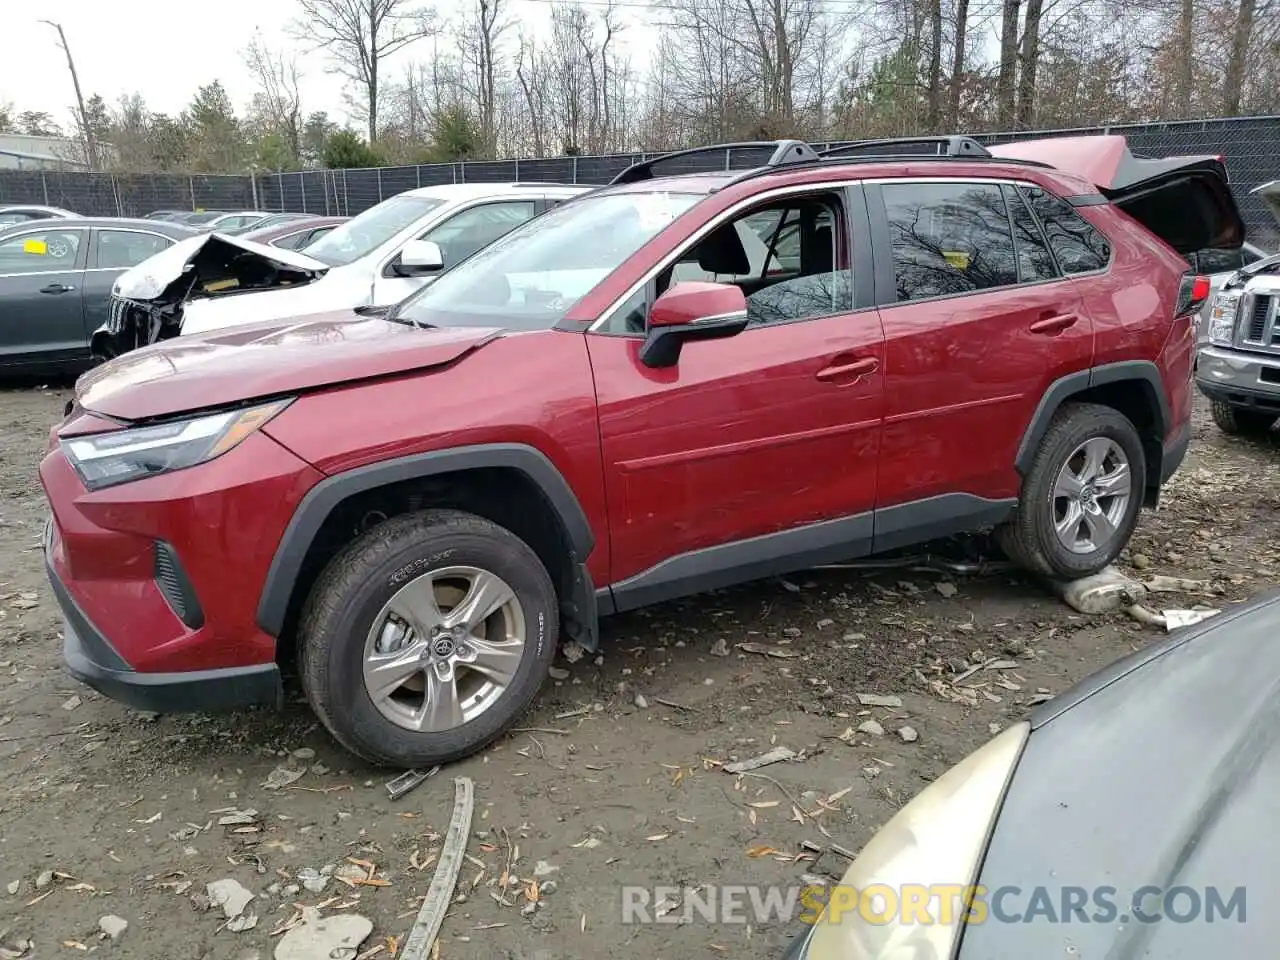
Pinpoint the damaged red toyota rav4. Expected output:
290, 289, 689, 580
41, 135, 1238, 767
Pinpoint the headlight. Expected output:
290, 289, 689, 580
1206, 292, 1241, 345
62, 399, 291, 490
799, 722, 1029, 960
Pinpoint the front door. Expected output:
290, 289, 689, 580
587, 187, 886, 609
0, 226, 88, 369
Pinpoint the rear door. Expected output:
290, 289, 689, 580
83, 227, 177, 341
0, 226, 88, 368
372, 199, 540, 306
866, 178, 1092, 547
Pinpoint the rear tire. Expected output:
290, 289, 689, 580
298, 509, 558, 768
998, 403, 1146, 580
1210, 400, 1275, 436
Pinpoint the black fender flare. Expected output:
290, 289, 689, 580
256, 442, 596, 638
1014, 360, 1171, 476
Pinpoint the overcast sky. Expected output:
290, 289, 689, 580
0, 0, 612, 133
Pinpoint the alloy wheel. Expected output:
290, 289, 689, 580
1051, 436, 1132, 555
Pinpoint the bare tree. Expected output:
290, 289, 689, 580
292, 0, 436, 142
947, 0, 970, 128
40, 20, 97, 169
1223, 0, 1257, 113
243, 33, 304, 162
996, 0, 1021, 125
458, 0, 509, 154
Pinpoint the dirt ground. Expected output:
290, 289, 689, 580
1, 384, 1277, 960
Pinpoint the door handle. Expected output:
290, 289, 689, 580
39, 283, 75, 294
1029, 313, 1078, 335
816, 356, 880, 381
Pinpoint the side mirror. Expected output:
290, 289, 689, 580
639, 282, 749, 368
395, 239, 444, 277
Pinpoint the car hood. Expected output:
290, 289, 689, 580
990, 134, 1245, 253
1251, 179, 1280, 226
76, 310, 503, 422
960, 591, 1280, 958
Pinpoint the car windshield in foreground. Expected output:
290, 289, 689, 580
304, 195, 446, 266
395, 191, 702, 330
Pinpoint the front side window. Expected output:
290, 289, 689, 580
304, 194, 446, 267
395, 191, 702, 331
601, 192, 852, 333
97, 230, 172, 269
421, 201, 537, 267
1020, 185, 1111, 274
0, 229, 82, 273
883, 182, 1018, 302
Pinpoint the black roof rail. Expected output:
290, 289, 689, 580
609, 140, 820, 185
818, 136, 992, 160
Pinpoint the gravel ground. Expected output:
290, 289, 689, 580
1, 384, 1277, 960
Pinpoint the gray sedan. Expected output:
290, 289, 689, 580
0, 217, 197, 376
786, 589, 1279, 958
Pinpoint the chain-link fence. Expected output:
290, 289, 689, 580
2, 115, 1277, 243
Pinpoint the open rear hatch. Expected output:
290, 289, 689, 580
989, 135, 1245, 254
92, 233, 329, 360
1251, 180, 1280, 229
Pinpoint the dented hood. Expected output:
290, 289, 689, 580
113, 231, 329, 302
990, 134, 1245, 253
76, 309, 503, 422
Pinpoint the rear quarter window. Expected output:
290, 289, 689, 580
1020, 186, 1111, 274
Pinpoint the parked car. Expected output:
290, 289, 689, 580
188, 210, 273, 233
143, 183, 591, 338
1190, 240, 1269, 345
224, 212, 320, 236
41, 134, 1234, 768
0, 205, 78, 228
0, 217, 198, 375
783, 588, 1280, 959
1194, 179, 1280, 436
144, 210, 191, 221
238, 215, 348, 250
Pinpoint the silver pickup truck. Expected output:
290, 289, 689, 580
1196, 180, 1280, 436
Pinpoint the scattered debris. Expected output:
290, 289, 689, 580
35, 870, 53, 890
548, 666, 570, 680
217, 809, 260, 827
1142, 575, 1211, 594
856, 693, 902, 708
935, 582, 958, 598
227, 912, 259, 933
291, 747, 316, 761
1125, 606, 1222, 631
897, 726, 919, 743
724, 746, 796, 774
61, 696, 81, 712
385, 766, 441, 801
98, 916, 128, 940
5, 880, 18, 895
561, 641, 585, 664
633, 692, 649, 709
261, 766, 305, 791
297, 868, 328, 894
1056, 566, 1147, 614
398, 777, 474, 960
709, 638, 730, 657
275, 908, 372, 960
533, 861, 559, 878
857, 720, 885, 737
739, 642, 801, 659
207, 878, 254, 919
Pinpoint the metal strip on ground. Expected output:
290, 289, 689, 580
397, 776, 474, 960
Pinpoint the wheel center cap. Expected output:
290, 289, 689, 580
431, 636, 457, 658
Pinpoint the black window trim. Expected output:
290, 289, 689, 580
589, 183, 877, 339
865, 175, 1113, 310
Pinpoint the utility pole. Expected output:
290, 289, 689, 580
40, 20, 97, 171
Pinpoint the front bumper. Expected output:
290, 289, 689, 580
45, 519, 282, 714
1195, 345, 1280, 415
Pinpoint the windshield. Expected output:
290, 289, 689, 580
396, 191, 702, 330
304, 194, 446, 266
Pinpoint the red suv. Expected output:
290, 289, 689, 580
40, 135, 1241, 768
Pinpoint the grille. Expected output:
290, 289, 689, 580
154, 541, 204, 628
1245, 294, 1270, 343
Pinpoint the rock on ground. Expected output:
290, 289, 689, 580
274, 908, 372, 960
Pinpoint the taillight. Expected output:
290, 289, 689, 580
1176, 273, 1211, 317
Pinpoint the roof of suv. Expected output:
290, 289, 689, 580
401, 182, 591, 202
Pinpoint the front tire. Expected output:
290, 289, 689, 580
998, 403, 1146, 580
299, 509, 558, 768
1210, 400, 1275, 437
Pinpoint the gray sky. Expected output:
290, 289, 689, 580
1, 0, 593, 133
